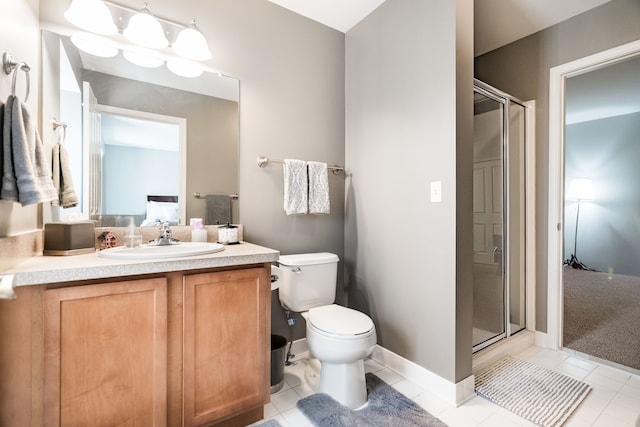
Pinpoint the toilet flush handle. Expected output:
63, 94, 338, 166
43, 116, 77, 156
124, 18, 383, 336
291, 267, 302, 273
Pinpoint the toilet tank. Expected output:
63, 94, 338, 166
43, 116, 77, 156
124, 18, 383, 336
277, 252, 339, 312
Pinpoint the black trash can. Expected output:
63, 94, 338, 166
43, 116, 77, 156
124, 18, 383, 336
270, 334, 288, 393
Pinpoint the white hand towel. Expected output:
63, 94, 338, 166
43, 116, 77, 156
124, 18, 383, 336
308, 161, 330, 215
52, 140, 79, 208
0, 274, 16, 300
283, 159, 308, 215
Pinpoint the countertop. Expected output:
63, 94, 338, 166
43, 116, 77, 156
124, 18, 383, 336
5, 242, 279, 287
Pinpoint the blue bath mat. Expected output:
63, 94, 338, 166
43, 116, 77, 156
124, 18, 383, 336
249, 419, 281, 427
297, 373, 447, 426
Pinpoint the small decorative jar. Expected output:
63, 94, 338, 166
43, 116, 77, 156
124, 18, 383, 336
217, 223, 239, 244
97, 231, 117, 249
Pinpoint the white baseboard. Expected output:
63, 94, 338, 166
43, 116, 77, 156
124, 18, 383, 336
370, 345, 475, 407
535, 331, 549, 348
290, 338, 477, 406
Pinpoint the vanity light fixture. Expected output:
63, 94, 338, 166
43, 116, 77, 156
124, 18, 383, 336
64, 0, 214, 78
70, 33, 118, 58
123, 48, 164, 68
167, 58, 204, 78
64, 0, 117, 35
123, 2, 169, 49
173, 19, 212, 61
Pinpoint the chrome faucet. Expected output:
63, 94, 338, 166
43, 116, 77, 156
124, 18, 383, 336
151, 221, 179, 246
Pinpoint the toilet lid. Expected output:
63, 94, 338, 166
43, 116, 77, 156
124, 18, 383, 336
308, 304, 374, 336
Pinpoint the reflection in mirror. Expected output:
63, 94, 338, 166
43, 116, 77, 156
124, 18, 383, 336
42, 30, 239, 226
96, 106, 184, 226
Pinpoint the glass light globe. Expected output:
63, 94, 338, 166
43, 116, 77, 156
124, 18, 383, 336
123, 49, 164, 68
173, 20, 212, 61
123, 3, 169, 49
64, 0, 117, 35
71, 34, 118, 58
167, 58, 204, 78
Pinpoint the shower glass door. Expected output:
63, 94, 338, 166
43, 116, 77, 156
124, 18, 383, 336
472, 80, 527, 352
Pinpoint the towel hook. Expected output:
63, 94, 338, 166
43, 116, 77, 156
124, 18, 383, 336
3, 52, 30, 102
52, 118, 68, 144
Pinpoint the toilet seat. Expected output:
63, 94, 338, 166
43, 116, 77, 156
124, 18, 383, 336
307, 304, 374, 336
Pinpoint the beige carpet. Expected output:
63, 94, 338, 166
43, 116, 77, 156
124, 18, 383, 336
563, 267, 640, 370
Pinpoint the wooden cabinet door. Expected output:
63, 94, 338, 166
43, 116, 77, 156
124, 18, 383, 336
44, 278, 168, 427
183, 267, 269, 426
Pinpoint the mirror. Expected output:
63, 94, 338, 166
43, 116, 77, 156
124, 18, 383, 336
42, 30, 239, 226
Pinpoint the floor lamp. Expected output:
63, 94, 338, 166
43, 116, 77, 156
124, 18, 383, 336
566, 178, 595, 270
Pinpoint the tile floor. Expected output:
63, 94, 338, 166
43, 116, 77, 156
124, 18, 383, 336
252, 345, 640, 426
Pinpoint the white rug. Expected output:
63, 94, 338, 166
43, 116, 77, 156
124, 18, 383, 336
475, 356, 591, 427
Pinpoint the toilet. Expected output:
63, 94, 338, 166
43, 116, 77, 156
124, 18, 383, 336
272, 252, 377, 409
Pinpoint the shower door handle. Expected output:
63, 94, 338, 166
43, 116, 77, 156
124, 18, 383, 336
493, 246, 502, 263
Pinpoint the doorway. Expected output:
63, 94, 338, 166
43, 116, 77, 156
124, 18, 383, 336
81, 93, 187, 226
547, 40, 640, 371
472, 80, 527, 353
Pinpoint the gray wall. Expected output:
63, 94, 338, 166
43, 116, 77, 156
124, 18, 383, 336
0, 0, 40, 238
564, 112, 640, 276
475, 0, 640, 332
345, 0, 474, 384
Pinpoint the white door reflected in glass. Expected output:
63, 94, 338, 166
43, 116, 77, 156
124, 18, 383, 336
472, 82, 526, 352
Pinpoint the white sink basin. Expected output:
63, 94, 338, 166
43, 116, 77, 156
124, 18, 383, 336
98, 242, 225, 260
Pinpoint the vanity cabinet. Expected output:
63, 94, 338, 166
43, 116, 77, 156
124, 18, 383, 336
183, 268, 270, 426
43, 277, 168, 427
16, 264, 272, 427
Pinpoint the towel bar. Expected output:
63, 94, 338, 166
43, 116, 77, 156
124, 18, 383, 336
3, 52, 30, 102
193, 192, 239, 199
256, 156, 344, 174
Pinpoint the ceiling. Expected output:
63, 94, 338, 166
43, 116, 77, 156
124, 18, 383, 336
266, 0, 613, 55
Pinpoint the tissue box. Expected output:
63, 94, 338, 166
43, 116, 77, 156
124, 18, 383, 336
44, 221, 96, 256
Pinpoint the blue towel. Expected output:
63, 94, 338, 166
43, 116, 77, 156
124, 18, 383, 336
205, 194, 231, 225
1, 95, 56, 205
1, 96, 15, 200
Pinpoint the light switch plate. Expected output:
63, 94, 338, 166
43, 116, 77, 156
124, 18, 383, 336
430, 181, 442, 203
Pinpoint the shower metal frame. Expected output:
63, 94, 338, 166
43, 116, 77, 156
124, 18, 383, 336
472, 79, 528, 353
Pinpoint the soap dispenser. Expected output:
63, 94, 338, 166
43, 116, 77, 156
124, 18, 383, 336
190, 218, 207, 242
124, 219, 142, 248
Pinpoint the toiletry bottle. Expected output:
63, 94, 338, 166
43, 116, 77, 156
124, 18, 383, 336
190, 218, 207, 242
125, 220, 142, 247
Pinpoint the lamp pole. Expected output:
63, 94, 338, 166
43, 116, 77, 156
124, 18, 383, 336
573, 198, 582, 260
566, 178, 595, 271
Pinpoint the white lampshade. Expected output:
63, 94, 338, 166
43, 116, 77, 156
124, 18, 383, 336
64, 0, 117, 35
123, 3, 169, 49
167, 58, 203, 78
173, 19, 211, 61
71, 33, 118, 58
123, 49, 164, 68
567, 178, 595, 201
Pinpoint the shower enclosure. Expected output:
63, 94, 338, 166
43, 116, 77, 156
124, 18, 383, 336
472, 79, 527, 353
